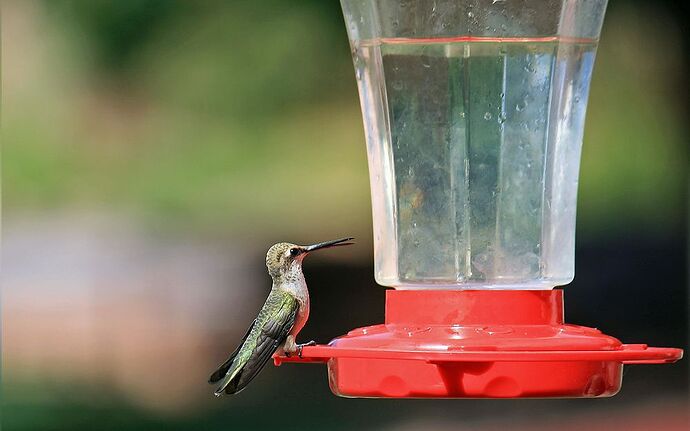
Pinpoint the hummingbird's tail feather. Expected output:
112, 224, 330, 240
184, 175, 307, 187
215, 312, 297, 395
208, 355, 235, 385
214, 334, 278, 396
208, 322, 256, 384
213, 361, 245, 396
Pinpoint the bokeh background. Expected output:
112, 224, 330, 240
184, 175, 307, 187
2, 0, 688, 430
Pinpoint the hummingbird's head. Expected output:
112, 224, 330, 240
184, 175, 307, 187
265, 237, 354, 280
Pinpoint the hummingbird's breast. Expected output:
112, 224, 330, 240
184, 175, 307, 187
278, 269, 309, 337
291, 295, 309, 337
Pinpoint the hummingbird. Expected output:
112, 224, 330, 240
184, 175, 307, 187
208, 237, 354, 396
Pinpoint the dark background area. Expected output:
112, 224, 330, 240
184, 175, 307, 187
3, 0, 688, 430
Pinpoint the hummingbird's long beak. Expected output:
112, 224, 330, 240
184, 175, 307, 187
304, 237, 354, 252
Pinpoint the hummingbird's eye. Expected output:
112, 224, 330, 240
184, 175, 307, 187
289, 248, 299, 256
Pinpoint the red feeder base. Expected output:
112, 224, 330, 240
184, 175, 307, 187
274, 290, 682, 398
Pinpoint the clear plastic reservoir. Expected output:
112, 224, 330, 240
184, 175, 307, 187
341, 0, 608, 289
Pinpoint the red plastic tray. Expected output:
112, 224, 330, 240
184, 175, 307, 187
274, 290, 682, 398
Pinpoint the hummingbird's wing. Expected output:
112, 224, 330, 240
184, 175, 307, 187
210, 289, 299, 396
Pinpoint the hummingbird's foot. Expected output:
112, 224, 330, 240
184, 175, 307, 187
283, 335, 297, 357
296, 340, 316, 358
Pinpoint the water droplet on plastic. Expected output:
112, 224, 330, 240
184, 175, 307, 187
408, 167, 414, 176
459, 111, 466, 118
467, 11, 474, 18
484, 112, 492, 120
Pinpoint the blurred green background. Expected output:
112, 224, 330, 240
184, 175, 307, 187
2, 1, 688, 430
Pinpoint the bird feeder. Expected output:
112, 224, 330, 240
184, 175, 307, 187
275, 0, 682, 398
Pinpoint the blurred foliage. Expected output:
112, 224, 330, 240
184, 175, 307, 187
2, 373, 403, 431
4, 0, 370, 240
579, 4, 687, 239
45, 0, 181, 72
4, 0, 687, 241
